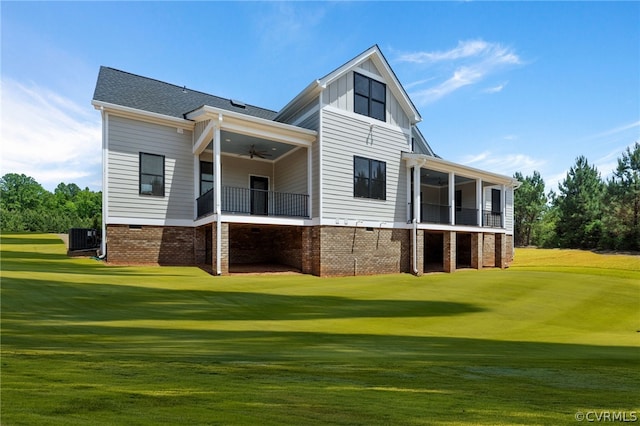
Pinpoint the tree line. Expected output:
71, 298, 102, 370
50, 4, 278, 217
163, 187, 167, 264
1, 173, 102, 233
514, 142, 640, 251
2, 142, 639, 252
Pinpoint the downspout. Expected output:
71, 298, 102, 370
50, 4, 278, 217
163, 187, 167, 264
214, 115, 222, 275
411, 159, 427, 275
98, 107, 108, 259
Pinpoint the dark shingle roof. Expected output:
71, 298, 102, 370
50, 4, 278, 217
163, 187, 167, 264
92, 66, 277, 121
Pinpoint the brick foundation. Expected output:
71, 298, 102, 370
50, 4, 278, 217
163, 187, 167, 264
316, 226, 410, 276
505, 235, 514, 266
106, 224, 195, 265
444, 231, 456, 273
483, 233, 496, 268
106, 223, 514, 276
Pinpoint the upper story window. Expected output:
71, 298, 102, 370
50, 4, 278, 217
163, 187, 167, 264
200, 161, 213, 195
354, 156, 386, 200
139, 152, 165, 196
354, 72, 386, 121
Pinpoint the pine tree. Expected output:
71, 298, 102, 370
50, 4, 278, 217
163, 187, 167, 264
603, 142, 640, 250
555, 156, 604, 249
513, 171, 547, 246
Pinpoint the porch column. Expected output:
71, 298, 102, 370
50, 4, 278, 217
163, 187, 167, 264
444, 231, 456, 273
214, 117, 222, 275
193, 155, 199, 219
496, 233, 507, 269
471, 233, 483, 270
449, 172, 455, 225
476, 179, 483, 227
500, 184, 506, 228
307, 146, 313, 219
413, 166, 421, 224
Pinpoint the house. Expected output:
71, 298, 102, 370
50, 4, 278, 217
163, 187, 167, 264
92, 45, 520, 276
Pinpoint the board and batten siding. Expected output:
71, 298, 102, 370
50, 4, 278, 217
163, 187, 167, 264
324, 68, 411, 129
107, 115, 194, 222
320, 109, 409, 223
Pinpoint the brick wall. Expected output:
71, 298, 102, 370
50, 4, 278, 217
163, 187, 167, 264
444, 231, 456, 273
505, 235, 514, 265
316, 226, 410, 276
483, 233, 496, 268
106, 224, 195, 265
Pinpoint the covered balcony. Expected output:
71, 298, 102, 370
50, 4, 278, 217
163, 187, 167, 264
188, 106, 316, 222
405, 153, 517, 230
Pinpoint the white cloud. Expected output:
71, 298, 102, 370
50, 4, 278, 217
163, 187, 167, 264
483, 82, 508, 94
397, 40, 522, 105
459, 151, 545, 178
255, 3, 327, 51
586, 120, 640, 141
0, 78, 101, 191
398, 40, 492, 64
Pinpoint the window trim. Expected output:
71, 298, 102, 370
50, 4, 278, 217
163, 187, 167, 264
139, 152, 165, 197
354, 72, 386, 122
353, 156, 386, 201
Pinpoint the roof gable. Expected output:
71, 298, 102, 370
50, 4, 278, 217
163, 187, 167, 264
276, 45, 421, 124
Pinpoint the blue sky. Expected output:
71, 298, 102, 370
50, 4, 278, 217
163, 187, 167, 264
2, 1, 638, 193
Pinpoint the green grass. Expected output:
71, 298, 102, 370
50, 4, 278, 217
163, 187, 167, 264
1, 234, 639, 425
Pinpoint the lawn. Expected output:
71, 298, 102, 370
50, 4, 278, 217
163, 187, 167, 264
1, 234, 639, 425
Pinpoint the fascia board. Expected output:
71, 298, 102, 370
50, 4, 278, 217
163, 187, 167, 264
188, 105, 317, 147
402, 153, 520, 187
92, 100, 193, 129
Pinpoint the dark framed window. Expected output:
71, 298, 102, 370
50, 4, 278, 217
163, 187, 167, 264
491, 189, 501, 214
354, 72, 386, 121
455, 190, 462, 212
139, 152, 164, 196
354, 156, 386, 200
200, 161, 213, 195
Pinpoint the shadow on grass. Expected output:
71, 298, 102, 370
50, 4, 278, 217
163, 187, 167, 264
1, 277, 484, 323
0, 249, 193, 277
0, 235, 65, 245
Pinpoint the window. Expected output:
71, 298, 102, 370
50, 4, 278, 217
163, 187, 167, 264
354, 156, 386, 200
200, 161, 213, 195
354, 72, 386, 121
455, 190, 462, 212
491, 189, 501, 214
139, 152, 164, 196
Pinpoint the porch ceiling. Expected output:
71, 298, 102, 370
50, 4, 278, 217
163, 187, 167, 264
421, 169, 448, 186
212, 130, 298, 161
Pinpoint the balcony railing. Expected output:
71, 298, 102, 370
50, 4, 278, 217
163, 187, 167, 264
483, 210, 502, 228
455, 208, 479, 226
197, 188, 214, 218
196, 186, 309, 218
420, 203, 450, 224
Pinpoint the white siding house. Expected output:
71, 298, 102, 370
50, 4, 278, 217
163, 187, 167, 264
93, 45, 520, 276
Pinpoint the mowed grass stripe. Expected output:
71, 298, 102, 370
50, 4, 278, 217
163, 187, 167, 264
1, 234, 638, 425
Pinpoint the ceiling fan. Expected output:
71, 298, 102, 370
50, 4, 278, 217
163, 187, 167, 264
247, 144, 272, 159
